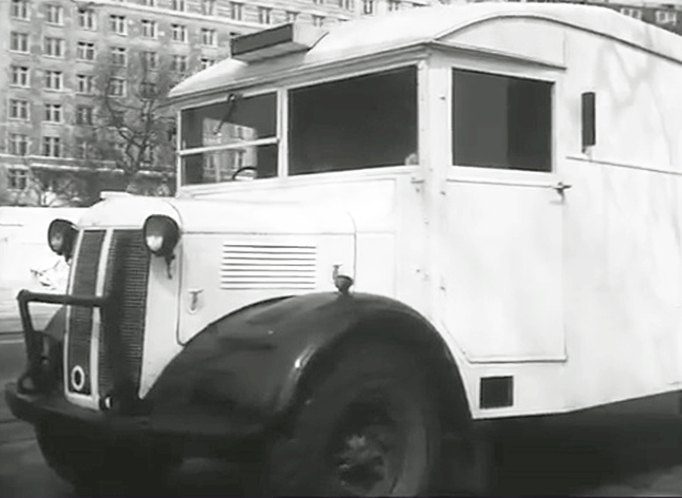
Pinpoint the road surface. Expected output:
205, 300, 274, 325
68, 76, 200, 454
3, 337, 682, 496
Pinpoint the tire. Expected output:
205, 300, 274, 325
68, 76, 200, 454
36, 422, 179, 495
260, 339, 442, 497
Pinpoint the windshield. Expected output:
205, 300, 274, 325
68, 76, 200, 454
289, 66, 418, 174
180, 92, 277, 185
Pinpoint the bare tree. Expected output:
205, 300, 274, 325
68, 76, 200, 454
90, 49, 177, 195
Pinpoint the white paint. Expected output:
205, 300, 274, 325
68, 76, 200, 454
54, 4, 682, 423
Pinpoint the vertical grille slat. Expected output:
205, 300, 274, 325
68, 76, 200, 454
98, 230, 150, 398
67, 230, 105, 395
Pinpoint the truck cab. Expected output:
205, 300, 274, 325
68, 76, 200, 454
7, 3, 682, 495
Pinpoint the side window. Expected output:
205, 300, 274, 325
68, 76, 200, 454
180, 93, 277, 185
288, 66, 418, 175
452, 69, 552, 172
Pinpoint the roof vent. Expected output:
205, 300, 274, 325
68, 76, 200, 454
231, 23, 327, 63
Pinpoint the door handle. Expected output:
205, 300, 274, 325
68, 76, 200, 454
553, 181, 572, 197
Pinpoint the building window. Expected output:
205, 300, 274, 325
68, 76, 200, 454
45, 4, 64, 24
620, 7, 643, 20
45, 70, 63, 90
78, 9, 97, 30
200, 57, 215, 70
9, 99, 29, 120
44, 37, 65, 57
11, 0, 29, 20
111, 46, 127, 66
258, 7, 272, 24
10, 32, 29, 53
7, 169, 29, 190
362, 0, 374, 15
42, 136, 61, 157
656, 9, 677, 25
142, 0, 155, 5
109, 78, 126, 97
171, 54, 188, 73
76, 74, 95, 94
75, 138, 90, 159
338, 0, 353, 9
388, 0, 401, 11
201, 0, 215, 15
8, 134, 29, 156
140, 82, 157, 98
110, 15, 127, 35
452, 69, 552, 172
141, 51, 158, 69
230, 2, 243, 20
313, 0, 323, 4
77, 41, 96, 61
10, 65, 30, 87
312, 15, 324, 26
289, 67, 417, 175
141, 19, 157, 38
201, 28, 216, 46
75, 105, 94, 125
171, 0, 185, 11
171, 24, 188, 42
285, 10, 298, 22
44, 103, 63, 123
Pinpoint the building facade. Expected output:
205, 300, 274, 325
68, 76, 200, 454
0, 0, 421, 205
0, 0, 678, 205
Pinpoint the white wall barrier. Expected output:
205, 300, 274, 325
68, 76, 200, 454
0, 207, 84, 334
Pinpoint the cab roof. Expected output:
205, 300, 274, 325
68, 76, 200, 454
168, 2, 682, 104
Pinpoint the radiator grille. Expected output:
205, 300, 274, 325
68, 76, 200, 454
220, 243, 317, 290
98, 230, 150, 398
66, 230, 105, 395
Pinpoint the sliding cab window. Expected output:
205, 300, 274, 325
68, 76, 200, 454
452, 69, 552, 172
289, 66, 418, 175
180, 93, 277, 185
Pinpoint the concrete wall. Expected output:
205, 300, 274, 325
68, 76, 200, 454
0, 207, 83, 333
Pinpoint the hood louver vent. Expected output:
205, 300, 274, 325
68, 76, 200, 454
220, 243, 317, 290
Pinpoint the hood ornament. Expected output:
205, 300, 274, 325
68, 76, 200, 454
332, 265, 354, 295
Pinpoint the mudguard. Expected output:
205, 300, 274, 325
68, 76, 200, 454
146, 292, 466, 433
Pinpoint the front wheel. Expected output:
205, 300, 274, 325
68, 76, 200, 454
260, 339, 442, 496
36, 423, 179, 495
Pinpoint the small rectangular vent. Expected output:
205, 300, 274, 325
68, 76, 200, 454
480, 376, 514, 409
221, 243, 317, 290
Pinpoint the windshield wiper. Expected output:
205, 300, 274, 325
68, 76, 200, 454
213, 93, 241, 135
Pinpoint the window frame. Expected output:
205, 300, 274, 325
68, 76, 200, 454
110, 14, 128, 35
78, 9, 97, 30
8, 134, 30, 156
45, 3, 64, 25
77, 41, 96, 61
11, 0, 29, 20
177, 61, 423, 190
44, 103, 63, 123
44, 70, 64, 91
7, 168, 29, 190
10, 32, 30, 53
76, 74, 95, 94
10, 65, 30, 87
141, 19, 158, 38
43, 36, 65, 58
171, 24, 188, 42
42, 136, 61, 157
178, 89, 281, 185
9, 99, 30, 120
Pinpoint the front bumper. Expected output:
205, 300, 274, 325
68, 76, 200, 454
5, 382, 264, 447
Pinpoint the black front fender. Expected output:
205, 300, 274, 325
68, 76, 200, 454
146, 292, 456, 431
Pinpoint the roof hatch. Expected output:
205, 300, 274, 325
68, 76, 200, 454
231, 23, 328, 63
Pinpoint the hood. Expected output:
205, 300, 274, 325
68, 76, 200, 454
78, 194, 356, 236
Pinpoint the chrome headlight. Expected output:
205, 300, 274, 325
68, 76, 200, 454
142, 215, 180, 258
47, 219, 77, 259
